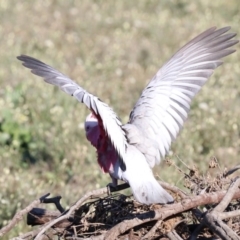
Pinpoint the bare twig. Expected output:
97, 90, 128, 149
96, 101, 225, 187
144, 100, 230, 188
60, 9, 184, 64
167, 230, 183, 240
7, 174, 240, 239
218, 210, 240, 220
33, 182, 170, 239
224, 165, 240, 177
65, 236, 104, 240
34, 187, 109, 240
213, 178, 240, 213
104, 188, 240, 239
203, 177, 240, 240
142, 220, 162, 239
0, 193, 50, 238
10, 227, 47, 240
159, 181, 188, 199
204, 214, 239, 240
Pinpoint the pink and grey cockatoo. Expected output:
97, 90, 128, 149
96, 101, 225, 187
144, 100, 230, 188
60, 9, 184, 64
17, 26, 238, 205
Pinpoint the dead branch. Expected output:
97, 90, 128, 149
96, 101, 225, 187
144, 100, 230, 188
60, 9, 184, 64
28, 183, 128, 239
9, 180, 240, 239
104, 188, 240, 239
142, 220, 162, 239
34, 186, 110, 240
11, 228, 59, 240
214, 178, 240, 213
218, 209, 240, 220
0, 193, 50, 238
65, 236, 104, 240
202, 178, 240, 240
204, 214, 239, 240
158, 181, 188, 199
224, 165, 240, 177
6, 161, 240, 240
167, 230, 184, 240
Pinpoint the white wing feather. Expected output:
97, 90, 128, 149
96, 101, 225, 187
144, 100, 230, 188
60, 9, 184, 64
128, 26, 238, 167
17, 55, 127, 170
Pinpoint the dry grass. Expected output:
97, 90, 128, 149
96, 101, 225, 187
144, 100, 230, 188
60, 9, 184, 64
0, 1, 240, 238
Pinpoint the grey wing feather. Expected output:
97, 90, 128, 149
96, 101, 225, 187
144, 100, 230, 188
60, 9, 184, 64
128, 26, 238, 168
17, 55, 127, 170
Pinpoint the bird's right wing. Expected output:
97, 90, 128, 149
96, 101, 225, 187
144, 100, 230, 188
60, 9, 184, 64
128, 27, 238, 167
17, 55, 128, 170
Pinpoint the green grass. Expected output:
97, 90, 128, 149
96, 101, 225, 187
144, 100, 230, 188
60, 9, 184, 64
0, 1, 240, 238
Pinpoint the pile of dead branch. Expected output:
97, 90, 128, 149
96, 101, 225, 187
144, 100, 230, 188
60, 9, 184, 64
1, 158, 240, 240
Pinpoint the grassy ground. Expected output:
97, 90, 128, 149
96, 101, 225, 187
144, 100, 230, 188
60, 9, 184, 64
0, 1, 240, 238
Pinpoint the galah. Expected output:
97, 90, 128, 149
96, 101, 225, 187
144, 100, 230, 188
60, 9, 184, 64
17, 26, 238, 205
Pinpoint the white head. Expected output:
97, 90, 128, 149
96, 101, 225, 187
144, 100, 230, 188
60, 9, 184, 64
84, 113, 100, 148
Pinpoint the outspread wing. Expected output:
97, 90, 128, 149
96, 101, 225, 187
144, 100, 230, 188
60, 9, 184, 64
128, 26, 238, 167
17, 55, 127, 170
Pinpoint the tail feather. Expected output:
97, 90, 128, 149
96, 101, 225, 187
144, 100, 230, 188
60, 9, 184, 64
121, 145, 174, 205
128, 174, 174, 205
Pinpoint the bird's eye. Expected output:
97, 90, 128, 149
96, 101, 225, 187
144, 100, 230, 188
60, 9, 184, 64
86, 126, 90, 131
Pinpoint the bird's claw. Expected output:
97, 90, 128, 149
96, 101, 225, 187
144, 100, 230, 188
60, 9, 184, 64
106, 182, 117, 195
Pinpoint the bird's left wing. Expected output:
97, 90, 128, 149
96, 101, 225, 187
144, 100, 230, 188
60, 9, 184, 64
128, 26, 238, 167
17, 55, 127, 170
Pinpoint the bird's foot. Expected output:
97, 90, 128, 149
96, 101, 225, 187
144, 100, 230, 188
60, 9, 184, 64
106, 182, 117, 195
106, 182, 130, 195
106, 176, 118, 195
